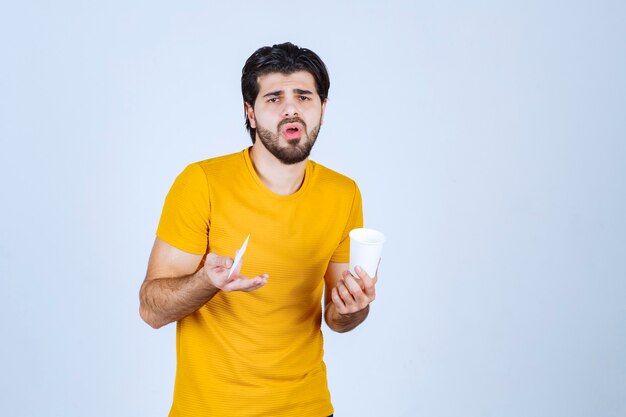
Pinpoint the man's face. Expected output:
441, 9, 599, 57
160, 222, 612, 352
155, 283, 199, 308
246, 71, 326, 165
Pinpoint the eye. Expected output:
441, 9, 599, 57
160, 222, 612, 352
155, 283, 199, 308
299, 95, 311, 101
267, 97, 279, 103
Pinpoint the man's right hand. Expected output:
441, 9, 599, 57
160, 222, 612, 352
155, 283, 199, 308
140, 238, 268, 328
202, 252, 269, 292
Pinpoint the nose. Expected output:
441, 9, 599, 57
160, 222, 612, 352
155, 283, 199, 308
282, 98, 299, 118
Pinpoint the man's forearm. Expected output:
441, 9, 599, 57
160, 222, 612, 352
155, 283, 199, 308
324, 302, 369, 333
139, 269, 219, 329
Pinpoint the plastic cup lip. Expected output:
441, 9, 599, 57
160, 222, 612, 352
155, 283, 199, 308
349, 228, 386, 245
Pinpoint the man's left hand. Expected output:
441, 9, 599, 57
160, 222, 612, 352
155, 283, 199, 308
331, 265, 377, 315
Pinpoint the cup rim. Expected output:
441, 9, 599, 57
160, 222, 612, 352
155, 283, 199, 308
349, 228, 386, 244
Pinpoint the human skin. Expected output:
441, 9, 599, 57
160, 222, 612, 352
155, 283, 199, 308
139, 238, 268, 329
139, 70, 376, 331
245, 71, 327, 196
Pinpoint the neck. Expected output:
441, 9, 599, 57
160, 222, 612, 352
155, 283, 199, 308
249, 143, 307, 196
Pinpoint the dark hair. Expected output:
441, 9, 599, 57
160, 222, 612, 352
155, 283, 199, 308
241, 42, 330, 143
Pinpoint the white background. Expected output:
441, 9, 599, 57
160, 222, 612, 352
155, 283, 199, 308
1, 1, 625, 416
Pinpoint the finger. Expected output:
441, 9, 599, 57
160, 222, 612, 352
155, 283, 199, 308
229, 260, 243, 278
237, 274, 269, 291
331, 287, 347, 313
337, 281, 356, 308
344, 275, 364, 296
224, 279, 257, 292
353, 267, 376, 299
355, 265, 377, 288
343, 270, 365, 290
344, 275, 371, 306
224, 274, 269, 292
344, 268, 361, 277
206, 252, 233, 269
238, 280, 267, 292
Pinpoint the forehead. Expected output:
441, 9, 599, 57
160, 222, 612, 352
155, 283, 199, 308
256, 71, 317, 94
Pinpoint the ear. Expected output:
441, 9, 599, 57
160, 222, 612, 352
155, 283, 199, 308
320, 98, 328, 125
245, 102, 256, 129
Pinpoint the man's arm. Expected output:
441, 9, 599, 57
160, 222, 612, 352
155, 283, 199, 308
323, 262, 377, 333
139, 237, 268, 329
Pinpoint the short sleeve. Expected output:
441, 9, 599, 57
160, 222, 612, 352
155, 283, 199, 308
330, 181, 364, 263
156, 163, 210, 255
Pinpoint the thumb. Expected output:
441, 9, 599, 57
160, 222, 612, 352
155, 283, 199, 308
205, 252, 233, 269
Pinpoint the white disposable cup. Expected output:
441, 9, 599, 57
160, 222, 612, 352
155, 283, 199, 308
349, 228, 386, 277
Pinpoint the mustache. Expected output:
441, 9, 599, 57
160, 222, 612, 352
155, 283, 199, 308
277, 117, 307, 130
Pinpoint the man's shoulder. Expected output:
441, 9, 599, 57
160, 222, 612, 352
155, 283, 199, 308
309, 159, 359, 192
192, 150, 245, 171
172, 150, 247, 191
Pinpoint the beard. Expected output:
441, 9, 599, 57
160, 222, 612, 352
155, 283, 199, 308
256, 117, 321, 165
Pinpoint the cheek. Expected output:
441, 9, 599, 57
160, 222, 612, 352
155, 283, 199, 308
307, 110, 323, 126
252, 110, 277, 129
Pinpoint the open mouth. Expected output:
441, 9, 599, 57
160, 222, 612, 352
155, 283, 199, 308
281, 124, 303, 140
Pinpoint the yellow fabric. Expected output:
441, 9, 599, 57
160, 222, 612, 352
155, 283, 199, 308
157, 148, 363, 417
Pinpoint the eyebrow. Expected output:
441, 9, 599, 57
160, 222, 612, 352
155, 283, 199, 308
263, 90, 283, 98
262, 88, 314, 98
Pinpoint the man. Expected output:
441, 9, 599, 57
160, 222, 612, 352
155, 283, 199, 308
139, 42, 377, 417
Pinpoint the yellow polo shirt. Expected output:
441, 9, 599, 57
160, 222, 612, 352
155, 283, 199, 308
157, 148, 363, 417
